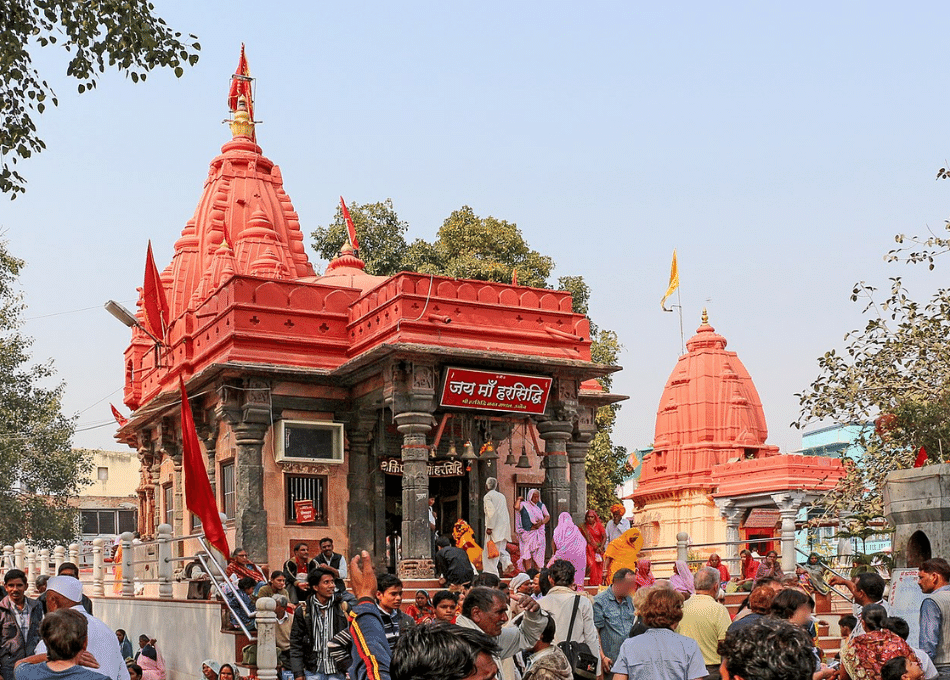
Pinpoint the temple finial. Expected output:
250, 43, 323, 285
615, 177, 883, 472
226, 45, 256, 141
701, 308, 709, 325
228, 95, 255, 138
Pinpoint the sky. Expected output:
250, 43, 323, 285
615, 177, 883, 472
3, 2, 950, 455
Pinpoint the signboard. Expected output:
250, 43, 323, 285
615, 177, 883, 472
381, 458, 465, 477
440, 367, 552, 415
294, 500, 316, 524
889, 568, 925, 647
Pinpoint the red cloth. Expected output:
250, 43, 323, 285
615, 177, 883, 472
709, 562, 731, 582
340, 197, 360, 250
582, 511, 606, 585
742, 557, 758, 581
915, 446, 928, 468
227, 44, 255, 140
143, 241, 169, 339
180, 376, 230, 561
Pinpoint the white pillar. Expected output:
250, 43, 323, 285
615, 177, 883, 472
3, 545, 13, 572
255, 596, 278, 680
38, 549, 49, 577
676, 532, 690, 563
120, 532, 134, 598
53, 545, 65, 573
25, 550, 36, 595
157, 524, 173, 599
14, 542, 25, 573
715, 499, 744, 575
771, 492, 807, 574
92, 538, 105, 597
69, 543, 80, 568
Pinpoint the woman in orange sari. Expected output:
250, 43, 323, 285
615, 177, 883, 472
580, 509, 606, 586
452, 519, 483, 570
602, 527, 644, 585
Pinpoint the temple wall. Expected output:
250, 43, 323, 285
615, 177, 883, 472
635, 490, 727, 574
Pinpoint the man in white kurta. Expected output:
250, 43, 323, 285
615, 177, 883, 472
483, 477, 512, 576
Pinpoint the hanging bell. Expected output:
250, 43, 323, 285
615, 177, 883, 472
504, 448, 516, 466
516, 446, 531, 468
460, 439, 477, 460
448, 440, 458, 458
482, 439, 498, 460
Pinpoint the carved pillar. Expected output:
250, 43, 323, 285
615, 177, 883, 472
160, 417, 184, 540
715, 499, 743, 573
568, 405, 596, 524
539, 376, 578, 548
197, 410, 220, 496
218, 379, 272, 562
346, 412, 377, 556
772, 492, 807, 573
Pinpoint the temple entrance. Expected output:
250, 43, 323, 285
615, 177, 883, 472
430, 475, 469, 537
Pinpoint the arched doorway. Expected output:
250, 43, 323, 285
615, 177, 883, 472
907, 530, 932, 567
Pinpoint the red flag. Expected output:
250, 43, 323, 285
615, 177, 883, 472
110, 404, 128, 427
512, 269, 518, 286
227, 44, 255, 140
340, 197, 359, 250
914, 446, 928, 468
143, 241, 169, 341
180, 376, 230, 561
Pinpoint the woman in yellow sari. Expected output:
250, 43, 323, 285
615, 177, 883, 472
601, 527, 644, 585
452, 519, 483, 570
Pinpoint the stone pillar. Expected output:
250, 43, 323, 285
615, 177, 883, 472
255, 597, 278, 680
676, 532, 690, 563
92, 539, 105, 597
38, 549, 49, 578
52, 545, 65, 573
538, 419, 573, 549
395, 411, 435, 576
156, 523, 173, 599
68, 544, 80, 567
772, 492, 807, 573
25, 551, 35, 595
715, 499, 743, 573
120, 532, 134, 597
14, 542, 24, 572
347, 415, 377, 556
567, 435, 593, 524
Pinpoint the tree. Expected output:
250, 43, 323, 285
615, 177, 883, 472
796, 221, 950, 516
312, 201, 626, 513
0, 240, 89, 545
2, 1, 200, 196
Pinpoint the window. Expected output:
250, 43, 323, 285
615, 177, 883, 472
275, 420, 344, 464
191, 513, 202, 531
164, 484, 174, 528
97, 467, 109, 481
80, 509, 137, 536
285, 475, 327, 525
221, 462, 235, 519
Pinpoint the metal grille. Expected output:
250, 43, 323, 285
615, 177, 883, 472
285, 475, 327, 524
164, 485, 174, 528
221, 463, 235, 519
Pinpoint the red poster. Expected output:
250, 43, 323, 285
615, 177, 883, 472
294, 500, 315, 524
440, 367, 552, 415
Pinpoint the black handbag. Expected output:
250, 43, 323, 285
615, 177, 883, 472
556, 595, 599, 680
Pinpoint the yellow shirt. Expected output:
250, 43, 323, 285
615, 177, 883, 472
676, 593, 732, 666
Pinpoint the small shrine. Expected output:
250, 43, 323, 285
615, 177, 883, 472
632, 311, 844, 571
114, 58, 623, 577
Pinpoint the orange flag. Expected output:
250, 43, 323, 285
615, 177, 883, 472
180, 376, 230, 560
340, 196, 359, 250
143, 241, 169, 340
110, 404, 128, 427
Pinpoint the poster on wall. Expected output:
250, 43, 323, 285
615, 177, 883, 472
889, 568, 924, 647
439, 367, 552, 415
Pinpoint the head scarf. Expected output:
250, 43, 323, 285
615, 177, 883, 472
202, 661, 221, 678
609, 503, 625, 516
553, 512, 585, 554
523, 491, 545, 526
604, 527, 644, 577
635, 558, 655, 588
509, 572, 531, 592
670, 560, 695, 594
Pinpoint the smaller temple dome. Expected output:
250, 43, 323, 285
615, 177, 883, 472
311, 245, 387, 293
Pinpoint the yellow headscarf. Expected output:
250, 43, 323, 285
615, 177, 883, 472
604, 527, 644, 581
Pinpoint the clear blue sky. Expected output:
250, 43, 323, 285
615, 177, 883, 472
3, 1, 949, 454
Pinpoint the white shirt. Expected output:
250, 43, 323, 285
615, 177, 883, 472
36, 605, 130, 680
605, 518, 630, 544
484, 489, 512, 543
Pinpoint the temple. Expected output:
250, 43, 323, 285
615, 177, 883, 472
114, 69, 624, 577
632, 311, 845, 571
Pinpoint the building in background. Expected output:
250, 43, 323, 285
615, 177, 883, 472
71, 449, 139, 564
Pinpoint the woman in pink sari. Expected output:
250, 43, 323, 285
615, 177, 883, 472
518, 489, 550, 570
634, 558, 655, 590
670, 560, 695, 598
548, 512, 587, 587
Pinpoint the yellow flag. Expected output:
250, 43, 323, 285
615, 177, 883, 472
661, 249, 679, 311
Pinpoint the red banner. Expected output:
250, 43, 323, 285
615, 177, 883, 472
294, 500, 315, 524
440, 367, 552, 415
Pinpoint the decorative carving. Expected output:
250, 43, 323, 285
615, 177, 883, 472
413, 365, 434, 390
276, 461, 330, 475
397, 559, 435, 580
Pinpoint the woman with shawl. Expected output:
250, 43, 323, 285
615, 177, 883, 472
137, 639, 166, 680
669, 560, 695, 598
405, 590, 435, 624
634, 558, 655, 590
602, 526, 644, 585
547, 512, 587, 586
452, 519, 483, 570
200, 661, 220, 680
796, 552, 831, 595
519, 490, 550, 571
580, 509, 607, 586
841, 604, 917, 680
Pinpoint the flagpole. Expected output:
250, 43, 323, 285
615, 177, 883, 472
676, 286, 684, 354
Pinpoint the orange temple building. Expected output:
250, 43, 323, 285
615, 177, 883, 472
113, 70, 624, 577
632, 311, 845, 572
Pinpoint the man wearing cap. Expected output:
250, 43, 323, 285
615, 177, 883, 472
20, 576, 129, 680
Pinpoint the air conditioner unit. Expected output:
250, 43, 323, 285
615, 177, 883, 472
275, 420, 344, 464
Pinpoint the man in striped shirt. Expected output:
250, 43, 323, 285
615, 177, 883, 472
290, 567, 349, 680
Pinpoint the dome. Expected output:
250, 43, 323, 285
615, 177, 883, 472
309, 242, 388, 294
653, 311, 771, 456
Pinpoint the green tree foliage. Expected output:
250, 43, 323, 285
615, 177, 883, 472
312, 202, 626, 511
0, 240, 89, 544
2, 1, 200, 196
797, 221, 950, 516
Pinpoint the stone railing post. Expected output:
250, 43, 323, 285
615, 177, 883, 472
92, 539, 105, 597
157, 523, 173, 598
14, 542, 25, 573
120, 532, 134, 597
53, 545, 65, 573
2, 545, 13, 573
38, 548, 49, 578
255, 596, 278, 680
68, 543, 80, 568
771, 492, 807, 574
25, 550, 36, 595
676, 532, 690, 563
